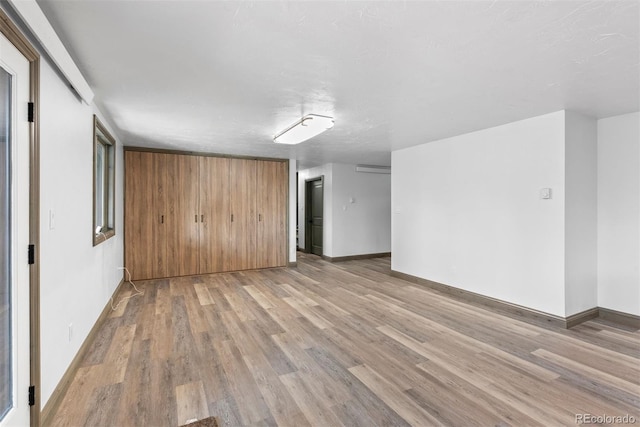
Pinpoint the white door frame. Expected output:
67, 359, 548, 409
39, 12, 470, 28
0, 29, 30, 426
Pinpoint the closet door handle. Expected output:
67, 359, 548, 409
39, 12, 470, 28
231, 214, 234, 223
161, 215, 164, 224
195, 214, 198, 223
259, 214, 262, 222
201, 214, 204, 222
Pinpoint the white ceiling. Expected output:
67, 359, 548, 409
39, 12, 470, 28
37, 0, 639, 168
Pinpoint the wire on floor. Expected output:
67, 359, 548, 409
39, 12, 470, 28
110, 267, 144, 311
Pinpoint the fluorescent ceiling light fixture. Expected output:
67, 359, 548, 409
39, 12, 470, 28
274, 114, 334, 145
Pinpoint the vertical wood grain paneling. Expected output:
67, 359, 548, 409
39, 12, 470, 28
125, 151, 167, 280
152, 153, 168, 278
125, 151, 288, 278
167, 154, 200, 277
256, 161, 288, 269
228, 159, 257, 271
199, 156, 230, 274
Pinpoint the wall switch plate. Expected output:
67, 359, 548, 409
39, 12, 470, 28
540, 188, 552, 199
68, 323, 73, 342
49, 209, 55, 230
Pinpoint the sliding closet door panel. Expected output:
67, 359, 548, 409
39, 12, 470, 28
125, 151, 287, 278
151, 153, 169, 278
124, 151, 148, 279
167, 154, 200, 277
228, 158, 257, 271
125, 151, 167, 280
199, 156, 230, 274
257, 160, 288, 268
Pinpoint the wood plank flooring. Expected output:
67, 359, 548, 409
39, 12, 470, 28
49, 254, 640, 427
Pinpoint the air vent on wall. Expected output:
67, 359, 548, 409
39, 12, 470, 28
355, 165, 391, 174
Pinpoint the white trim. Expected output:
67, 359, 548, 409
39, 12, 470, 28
7, 0, 94, 104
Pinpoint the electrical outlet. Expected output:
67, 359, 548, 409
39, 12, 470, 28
68, 323, 73, 342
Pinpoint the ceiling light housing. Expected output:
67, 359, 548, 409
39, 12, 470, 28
274, 114, 334, 145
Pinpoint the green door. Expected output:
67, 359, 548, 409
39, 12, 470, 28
306, 178, 323, 256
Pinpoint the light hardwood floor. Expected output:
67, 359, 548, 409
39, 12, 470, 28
49, 254, 640, 427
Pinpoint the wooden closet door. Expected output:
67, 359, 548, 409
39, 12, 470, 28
166, 154, 200, 277
227, 158, 257, 271
125, 151, 167, 280
256, 161, 288, 268
199, 156, 230, 274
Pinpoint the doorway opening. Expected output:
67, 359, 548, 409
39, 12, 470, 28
304, 176, 323, 256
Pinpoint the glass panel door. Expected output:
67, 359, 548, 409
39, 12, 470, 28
0, 65, 12, 421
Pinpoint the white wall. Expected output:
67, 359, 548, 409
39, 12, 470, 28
597, 112, 640, 315
564, 111, 598, 316
392, 111, 567, 316
39, 56, 124, 406
297, 164, 333, 255
0, 2, 125, 408
288, 158, 296, 264
330, 163, 391, 257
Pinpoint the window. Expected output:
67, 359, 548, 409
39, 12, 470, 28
93, 116, 115, 245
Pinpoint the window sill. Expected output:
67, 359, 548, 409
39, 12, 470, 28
93, 229, 115, 246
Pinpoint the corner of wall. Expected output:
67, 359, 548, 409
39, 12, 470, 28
596, 111, 640, 316
564, 111, 598, 316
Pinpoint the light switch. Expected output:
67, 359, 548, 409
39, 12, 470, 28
49, 209, 56, 230
540, 188, 552, 199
